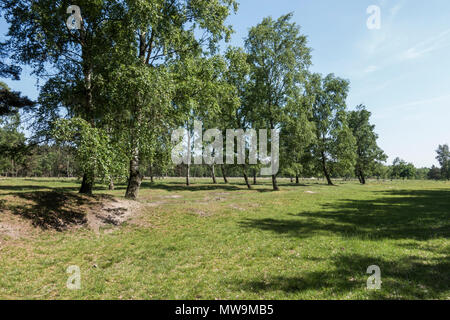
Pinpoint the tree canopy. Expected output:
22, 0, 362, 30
1, 4, 422, 194
348, 105, 386, 184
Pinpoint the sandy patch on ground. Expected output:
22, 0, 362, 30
0, 220, 35, 239
0, 192, 145, 238
162, 195, 183, 199
87, 198, 144, 233
194, 209, 214, 217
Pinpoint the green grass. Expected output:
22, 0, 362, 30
0, 177, 449, 299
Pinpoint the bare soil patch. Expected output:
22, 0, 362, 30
0, 191, 142, 237
162, 195, 183, 199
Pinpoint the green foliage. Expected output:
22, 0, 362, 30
0, 42, 21, 80
390, 157, 416, 180
0, 81, 35, 117
0, 114, 27, 176
428, 165, 442, 180
348, 105, 387, 183
435, 144, 450, 180
0, 84, 33, 176
109, 64, 175, 156
307, 73, 356, 183
243, 13, 313, 189
245, 13, 311, 129
280, 96, 315, 177
414, 167, 430, 180
1, 4, 442, 191
52, 118, 127, 183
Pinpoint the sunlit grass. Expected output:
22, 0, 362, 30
0, 177, 448, 299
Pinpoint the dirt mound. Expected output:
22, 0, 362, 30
88, 198, 142, 233
0, 191, 142, 237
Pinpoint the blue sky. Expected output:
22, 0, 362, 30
2, 0, 450, 167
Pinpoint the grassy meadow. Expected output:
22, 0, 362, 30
0, 177, 449, 299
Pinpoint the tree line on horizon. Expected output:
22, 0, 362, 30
0, 137, 447, 183
0, 1, 449, 199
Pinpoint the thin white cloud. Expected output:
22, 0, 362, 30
390, 94, 450, 110
389, 4, 403, 17
400, 28, 450, 60
364, 65, 378, 73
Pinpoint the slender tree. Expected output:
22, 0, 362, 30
307, 73, 356, 185
245, 13, 312, 190
348, 105, 386, 184
114, 0, 237, 199
220, 47, 252, 189
1, 0, 127, 194
280, 91, 315, 185
435, 144, 450, 180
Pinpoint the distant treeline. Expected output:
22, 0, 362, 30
1, 143, 448, 183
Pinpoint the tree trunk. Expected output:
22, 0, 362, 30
272, 174, 279, 191
109, 178, 115, 191
253, 171, 257, 185
186, 163, 190, 186
125, 148, 142, 199
124, 31, 149, 200
79, 173, 94, 195
221, 165, 228, 184
11, 159, 15, 177
80, 43, 96, 193
360, 171, 366, 185
186, 123, 191, 186
211, 165, 217, 184
321, 152, 334, 185
290, 177, 293, 183
242, 166, 252, 190
296, 175, 299, 184
149, 166, 154, 183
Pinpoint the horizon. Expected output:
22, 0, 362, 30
1, 0, 449, 168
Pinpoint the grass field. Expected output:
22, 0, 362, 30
0, 177, 448, 299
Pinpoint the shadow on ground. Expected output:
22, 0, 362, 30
139, 181, 277, 193
239, 189, 450, 241
4, 191, 113, 231
0, 185, 52, 192
235, 189, 449, 298
225, 251, 449, 299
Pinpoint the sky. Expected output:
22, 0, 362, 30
1, 0, 450, 167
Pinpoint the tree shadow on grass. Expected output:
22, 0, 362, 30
226, 252, 449, 299
6, 191, 113, 231
140, 181, 246, 193
23, 178, 81, 184
0, 185, 52, 192
235, 189, 449, 298
239, 189, 450, 241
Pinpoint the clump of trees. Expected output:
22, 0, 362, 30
435, 144, 450, 180
348, 105, 386, 184
1, 2, 443, 198
0, 81, 34, 177
389, 157, 416, 180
